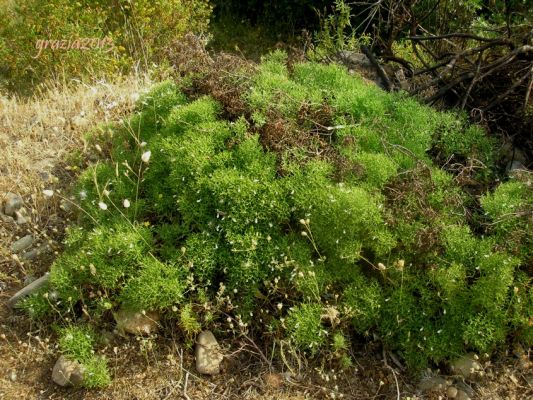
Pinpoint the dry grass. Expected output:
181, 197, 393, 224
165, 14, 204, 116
0, 75, 149, 282
0, 75, 148, 197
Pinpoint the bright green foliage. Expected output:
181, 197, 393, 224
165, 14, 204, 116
83, 356, 112, 389
132, 81, 190, 137
435, 114, 496, 169
179, 303, 202, 337
59, 326, 95, 362
481, 178, 533, 261
286, 303, 325, 353
119, 257, 188, 311
343, 272, 383, 332
289, 160, 395, 261
58, 326, 111, 388
49, 222, 152, 307
31, 55, 532, 377
351, 152, 398, 188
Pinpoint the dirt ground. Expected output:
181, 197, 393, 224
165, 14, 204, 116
1, 77, 532, 400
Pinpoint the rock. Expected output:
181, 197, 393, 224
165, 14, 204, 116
15, 209, 28, 225
337, 51, 373, 69
21, 244, 50, 262
450, 353, 482, 378
447, 386, 459, 398
114, 309, 159, 335
507, 160, 527, 172
52, 355, 85, 387
0, 213, 16, 223
10, 235, 34, 253
3, 192, 23, 216
195, 330, 224, 375
418, 376, 448, 393
7, 273, 50, 308
8, 370, 17, 382
456, 389, 471, 400
454, 381, 475, 398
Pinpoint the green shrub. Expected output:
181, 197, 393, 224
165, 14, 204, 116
28, 55, 533, 377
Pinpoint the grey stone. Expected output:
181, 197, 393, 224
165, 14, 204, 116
456, 389, 471, 400
450, 353, 482, 378
15, 210, 28, 225
21, 244, 50, 262
114, 309, 159, 335
195, 330, 223, 375
418, 376, 448, 393
337, 51, 372, 69
7, 273, 49, 308
10, 235, 34, 253
447, 386, 459, 398
52, 355, 85, 387
3, 192, 23, 216
0, 213, 15, 224
507, 160, 527, 172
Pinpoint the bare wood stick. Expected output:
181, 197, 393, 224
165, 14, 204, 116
524, 66, 533, 112
361, 45, 392, 91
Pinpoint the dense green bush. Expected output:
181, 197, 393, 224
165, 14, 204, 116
0, 0, 211, 93
21, 55, 532, 377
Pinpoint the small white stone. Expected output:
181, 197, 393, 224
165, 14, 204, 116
195, 330, 223, 375
450, 353, 482, 378
114, 309, 159, 335
52, 356, 85, 387
43, 189, 54, 198
123, 199, 131, 208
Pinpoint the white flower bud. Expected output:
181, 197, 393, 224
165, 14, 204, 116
141, 150, 151, 163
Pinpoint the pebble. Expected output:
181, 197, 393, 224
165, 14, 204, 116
3, 192, 23, 216
7, 273, 50, 308
450, 353, 482, 378
52, 355, 85, 386
0, 213, 15, 223
456, 389, 471, 400
447, 386, 459, 398
195, 330, 224, 375
114, 309, 160, 335
10, 235, 34, 253
15, 209, 28, 225
21, 244, 51, 262
418, 376, 448, 393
